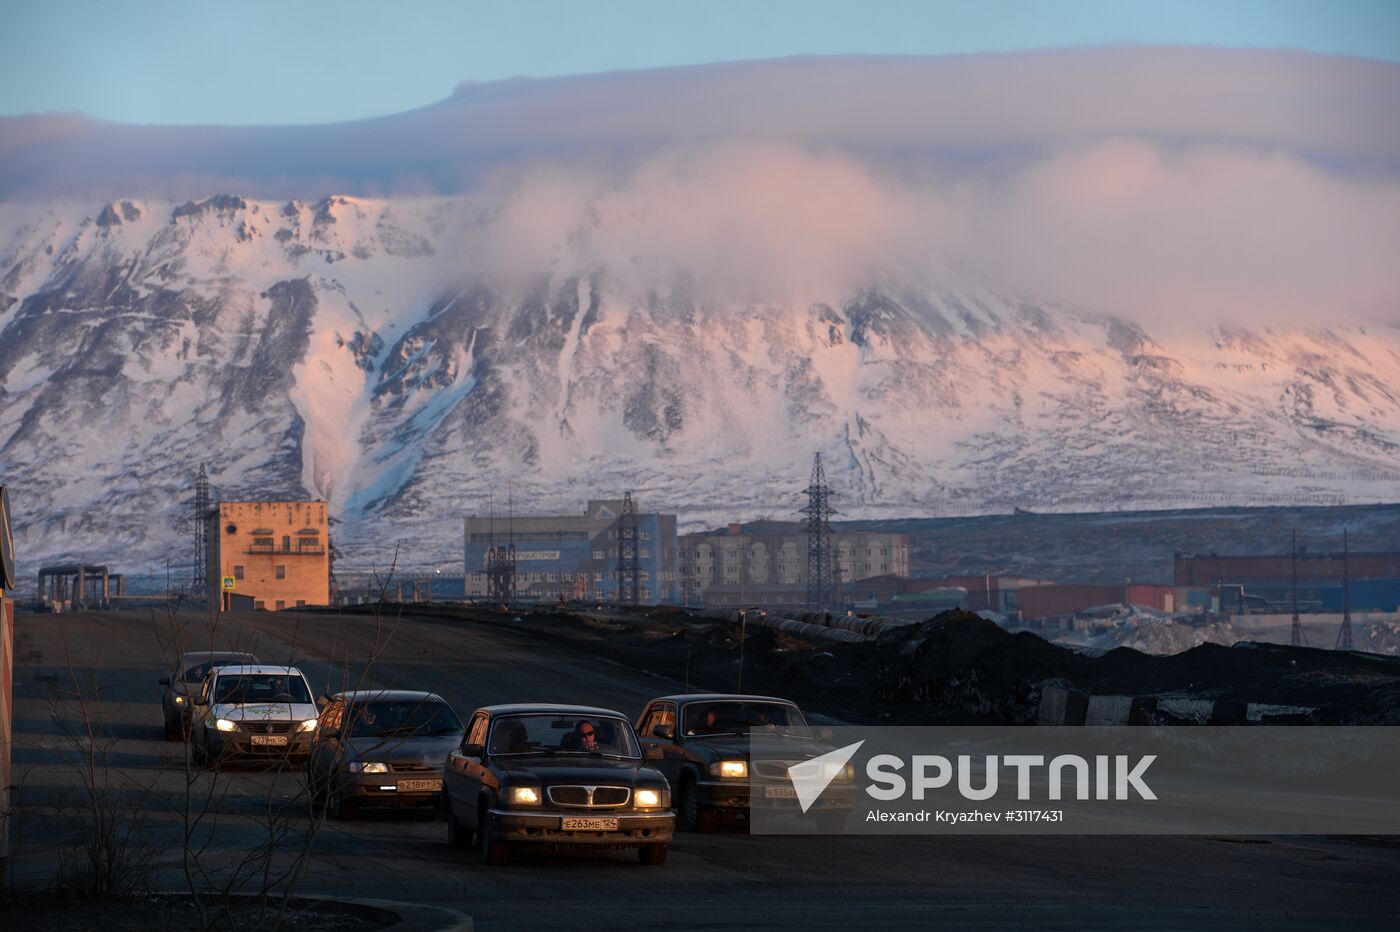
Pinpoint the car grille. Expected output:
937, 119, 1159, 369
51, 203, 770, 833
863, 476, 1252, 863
546, 785, 631, 808
242, 722, 296, 735
752, 760, 797, 780
389, 762, 435, 773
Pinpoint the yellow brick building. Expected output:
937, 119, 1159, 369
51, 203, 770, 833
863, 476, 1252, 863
206, 501, 330, 611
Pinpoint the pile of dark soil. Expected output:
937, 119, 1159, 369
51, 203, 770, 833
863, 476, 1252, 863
375, 604, 1400, 725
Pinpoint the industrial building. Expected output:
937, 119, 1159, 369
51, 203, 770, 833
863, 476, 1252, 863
676, 525, 909, 607
206, 501, 331, 611
1174, 549, 1400, 613
463, 498, 679, 604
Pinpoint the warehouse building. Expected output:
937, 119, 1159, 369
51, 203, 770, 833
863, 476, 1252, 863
676, 525, 909, 606
207, 501, 331, 611
463, 499, 678, 604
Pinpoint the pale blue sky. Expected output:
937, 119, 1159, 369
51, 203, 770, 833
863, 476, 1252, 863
1, 0, 1397, 125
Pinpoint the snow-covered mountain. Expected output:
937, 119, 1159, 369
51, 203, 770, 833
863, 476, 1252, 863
2, 51, 1398, 571
2, 192, 1397, 570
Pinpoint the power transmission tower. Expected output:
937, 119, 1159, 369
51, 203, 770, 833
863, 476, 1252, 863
1335, 529, 1353, 651
485, 493, 516, 602
616, 491, 641, 604
1290, 529, 1307, 647
192, 464, 209, 598
801, 452, 835, 612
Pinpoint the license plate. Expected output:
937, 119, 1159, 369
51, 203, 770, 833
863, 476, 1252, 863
561, 817, 619, 831
250, 735, 288, 746
765, 785, 797, 798
397, 778, 442, 792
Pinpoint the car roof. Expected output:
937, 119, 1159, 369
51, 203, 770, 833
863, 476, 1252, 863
478, 703, 629, 719
179, 651, 258, 663
211, 664, 306, 676
333, 690, 447, 704
650, 694, 798, 706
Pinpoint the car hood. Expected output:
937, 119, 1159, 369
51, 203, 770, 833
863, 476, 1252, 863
497, 757, 662, 786
685, 736, 832, 761
213, 702, 317, 723
344, 734, 461, 768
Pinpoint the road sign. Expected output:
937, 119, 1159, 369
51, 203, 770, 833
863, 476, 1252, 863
222, 576, 236, 591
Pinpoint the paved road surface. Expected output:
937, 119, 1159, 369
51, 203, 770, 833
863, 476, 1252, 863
8, 608, 1399, 930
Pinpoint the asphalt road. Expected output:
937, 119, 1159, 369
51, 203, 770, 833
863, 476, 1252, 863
7, 607, 1400, 930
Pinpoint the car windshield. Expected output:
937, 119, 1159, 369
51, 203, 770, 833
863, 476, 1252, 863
182, 655, 254, 682
214, 673, 311, 705
683, 702, 811, 738
487, 713, 640, 759
346, 700, 463, 738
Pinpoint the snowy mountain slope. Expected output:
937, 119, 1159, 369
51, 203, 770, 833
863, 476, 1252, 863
2, 194, 1398, 570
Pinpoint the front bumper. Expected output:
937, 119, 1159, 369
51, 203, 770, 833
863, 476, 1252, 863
487, 808, 675, 846
345, 771, 445, 806
205, 729, 312, 759
697, 779, 859, 813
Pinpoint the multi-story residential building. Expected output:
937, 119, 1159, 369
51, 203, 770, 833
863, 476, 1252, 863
676, 525, 909, 606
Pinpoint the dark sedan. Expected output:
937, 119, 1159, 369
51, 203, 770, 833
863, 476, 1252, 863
443, 704, 674, 865
308, 690, 465, 819
159, 650, 258, 740
636, 693, 856, 831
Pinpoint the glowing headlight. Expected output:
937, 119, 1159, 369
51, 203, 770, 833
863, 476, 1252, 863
508, 786, 541, 806
214, 718, 237, 732
298, 719, 318, 732
635, 788, 662, 807
173, 695, 185, 705
712, 760, 748, 779
348, 762, 388, 774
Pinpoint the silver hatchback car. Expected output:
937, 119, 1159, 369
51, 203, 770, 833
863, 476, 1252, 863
307, 690, 465, 820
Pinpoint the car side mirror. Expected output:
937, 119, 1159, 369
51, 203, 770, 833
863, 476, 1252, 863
813, 726, 834, 743
158, 676, 171, 686
643, 746, 664, 761
461, 742, 484, 759
316, 696, 329, 709
652, 724, 674, 741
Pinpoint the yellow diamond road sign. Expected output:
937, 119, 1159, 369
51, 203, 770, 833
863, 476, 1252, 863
222, 576, 236, 591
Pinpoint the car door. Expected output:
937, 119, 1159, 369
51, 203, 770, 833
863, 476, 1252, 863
446, 711, 489, 827
190, 672, 216, 749
311, 699, 345, 784
638, 701, 683, 786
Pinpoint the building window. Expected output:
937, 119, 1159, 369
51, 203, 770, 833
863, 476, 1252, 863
233, 565, 244, 580
640, 548, 651, 558
275, 600, 285, 610
640, 530, 650, 540
296, 599, 306, 607
283, 535, 291, 551
253, 537, 274, 548
593, 549, 605, 559
254, 600, 265, 610
275, 565, 286, 580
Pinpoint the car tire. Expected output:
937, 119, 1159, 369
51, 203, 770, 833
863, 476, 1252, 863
478, 803, 509, 865
445, 792, 473, 849
638, 843, 668, 866
678, 777, 712, 832
332, 787, 358, 821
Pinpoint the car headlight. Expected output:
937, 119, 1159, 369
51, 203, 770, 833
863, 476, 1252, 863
348, 762, 389, 774
298, 719, 318, 732
214, 718, 237, 732
508, 786, 541, 806
174, 695, 185, 705
711, 760, 748, 779
635, 788, 663, 808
